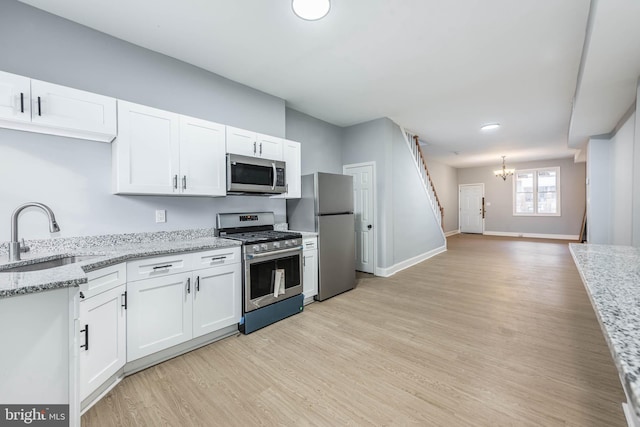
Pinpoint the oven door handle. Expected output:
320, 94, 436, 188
246, 246, 302, 259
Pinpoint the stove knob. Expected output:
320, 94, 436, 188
252, 245, 260, 252
261, 244, 269, 250
273, 242, 280, 248
284, 240, 291, 246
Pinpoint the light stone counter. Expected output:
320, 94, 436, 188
0, 229, 240, 299
569, 243, 640, 420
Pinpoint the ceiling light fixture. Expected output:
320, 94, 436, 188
481, 123, 500, 131
292, 0, 331, 21
494, 156, 515, 181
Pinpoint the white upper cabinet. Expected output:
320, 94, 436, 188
113, 100, 180, 195
179, 116, 226, 196
0, 70, 117, 142
256, 133, 284, 160
0, 72, 30, 123
272, 139, 301, 199
226, 125, 283, 160
226, 126, 257, 157
113, 100, 226, 197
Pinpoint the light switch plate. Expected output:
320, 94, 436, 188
155, 209, 166, 223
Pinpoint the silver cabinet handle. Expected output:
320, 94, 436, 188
196, 276, 200, 292
259, 142, 263, 155
152, 264, 173, 270
173, 175, 178, 189
210, 256, 226, 262
186, 277, 191, 294
182, 175, 187, 190
253, 141, 256, 154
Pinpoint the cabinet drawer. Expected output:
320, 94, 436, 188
303, 237, 317, 251
126, 253, 192, 282
81, 263, 126, 299
192, 247, 240, 270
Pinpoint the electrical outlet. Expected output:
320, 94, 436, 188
155, 209, 166, 223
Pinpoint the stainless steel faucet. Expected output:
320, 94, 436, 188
9, 202, 60, 261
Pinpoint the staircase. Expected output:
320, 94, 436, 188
401, 129, 445, 229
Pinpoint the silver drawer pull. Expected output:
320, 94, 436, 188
152, 264, 173, 270
210, 256, 226, 262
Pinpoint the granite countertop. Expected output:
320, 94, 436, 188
0, 229, 241, 299
569, 243, 640, 417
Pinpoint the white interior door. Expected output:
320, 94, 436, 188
459, 184, 484, 234
344, 163, 375, 274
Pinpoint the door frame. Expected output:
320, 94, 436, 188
458, 183, 485, 234
343, 161, 377, 275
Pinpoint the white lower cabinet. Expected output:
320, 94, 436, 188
302, 237, 318, 302
192, 264, 241, 337
79, 283, 127, 402
126, 272, 193, 361
127, 248, 241, 361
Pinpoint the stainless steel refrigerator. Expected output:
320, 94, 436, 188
287, 172, 356, 301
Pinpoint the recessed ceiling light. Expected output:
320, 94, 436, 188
480, 123, 500, 131
292, 0, 331, 21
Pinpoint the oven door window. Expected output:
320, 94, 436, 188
232, 162, 273, 186
249, 255, 301, 299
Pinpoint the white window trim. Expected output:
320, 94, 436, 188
512, 167, 561, 217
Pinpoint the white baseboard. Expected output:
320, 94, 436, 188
483, 231, 580, 241
375, 245, 446, 277
444, 229, 460, 237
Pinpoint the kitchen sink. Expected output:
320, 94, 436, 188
0, 255, 101, 273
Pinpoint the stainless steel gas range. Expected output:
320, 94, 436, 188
216, 212, 304, 334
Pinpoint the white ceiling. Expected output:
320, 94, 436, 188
568, 0, 640, 149
17, 0, 639, 168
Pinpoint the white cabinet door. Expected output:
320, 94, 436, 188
127, 273, 193, 361
79, 284, 126, 402
179, 115, 226, 196
192, 264, 241, 338
113, 100, 180, 195
302, 238, 318, 301
0, 71, 30, 123
256, 133, 283, 160
30, 79, 117, 139
273, 139, 301, 199
226, 126, 257, 157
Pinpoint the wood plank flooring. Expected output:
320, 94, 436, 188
82, 234, 626, 426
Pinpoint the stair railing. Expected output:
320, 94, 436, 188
402, 129, 445, 229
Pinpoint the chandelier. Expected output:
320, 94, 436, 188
494, 156, 515, 181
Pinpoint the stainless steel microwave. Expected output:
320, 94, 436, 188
227, 153, 286, 194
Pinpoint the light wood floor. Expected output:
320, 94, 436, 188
83, 234, 626, 426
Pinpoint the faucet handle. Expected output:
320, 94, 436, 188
20, 238, 30, 253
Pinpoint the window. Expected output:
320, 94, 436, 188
513, 167, 560, 216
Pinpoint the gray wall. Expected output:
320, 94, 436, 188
634, 79, 640, 247
285, 108, 343, 175
588, 85, 639, 246
0, 1, 286, 242
391, 125, 445, 264
458, 158, 586, 237
424, 157, 459, 233
342, 118, 394, 268
610, 114, 634, 245
342, 118, 444, 269
586, 139, 612, 243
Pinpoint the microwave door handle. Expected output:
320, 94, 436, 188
272, 162, 276, 190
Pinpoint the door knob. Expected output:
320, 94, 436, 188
367, 224, 372, 229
